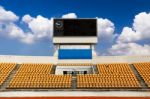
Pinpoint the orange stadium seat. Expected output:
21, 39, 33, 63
77, 63, 141, 89
8, 63, 72, 89
0, 63, 16, 86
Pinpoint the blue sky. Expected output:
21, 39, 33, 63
0, 0, 150, 56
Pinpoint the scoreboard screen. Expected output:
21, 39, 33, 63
54, 19, 97, 37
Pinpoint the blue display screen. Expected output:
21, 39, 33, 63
58, 49, 92, 59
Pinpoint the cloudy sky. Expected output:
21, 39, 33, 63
0, 0, 150, 56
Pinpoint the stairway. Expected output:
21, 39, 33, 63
1, 64, 20, 90
93, 65, 99, 74
71, 76, 77, 89
129, 64, 148, 89
51, 65, 56, 74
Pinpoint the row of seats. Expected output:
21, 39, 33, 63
16, 63, 52, 73
133, 62, 150, 88
77, 75, 140, 88
57, 63, 93, 66
8, 63, 72, 89
77, 63, 141, 89
9, 75, 71, 88
0, 63, 16, 86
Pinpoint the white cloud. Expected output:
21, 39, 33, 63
117, 12, 150, 43
20, 33, 34, 44
107, 12, 150, 56
0, 7, 34, 44
22, 14, 33, 23
7, 23, 25, 38
133, 12, 150, 39
108, 42, 150, 55
97, 18, 116, 42
23, 15, 52, 39
62, 13, 77, 18
117, 27, 141, 43
1, 22, 34, 44
0, 6, 18, 22
0, 6, 53, 44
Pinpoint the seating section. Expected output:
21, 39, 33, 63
133, 62, 150, 88
1, 62, 149, 89
0, 63, 16, 86
57, 63, 93, 66
8, 63, 72, 89
77, 63, 141, 89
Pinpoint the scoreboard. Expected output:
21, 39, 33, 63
53, 19, 98, 44
54, 19, 97, 37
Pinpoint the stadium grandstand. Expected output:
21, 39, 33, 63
0, 19, 150, 98
0, 55, 150, 97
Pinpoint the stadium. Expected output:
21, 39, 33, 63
0, 18, 150, 99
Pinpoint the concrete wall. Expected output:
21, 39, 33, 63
0, 55, 57, 64
0, 55, 150, 64
55, 66, 93, 75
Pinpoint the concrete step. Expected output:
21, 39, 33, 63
71, 76, 77, 89
1, 64, 21, 90
51, 65, 56, 74
129, 64, 148, 89
93, 65, 99, 74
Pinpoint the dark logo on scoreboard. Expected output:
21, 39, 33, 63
55, 21, 63, 29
